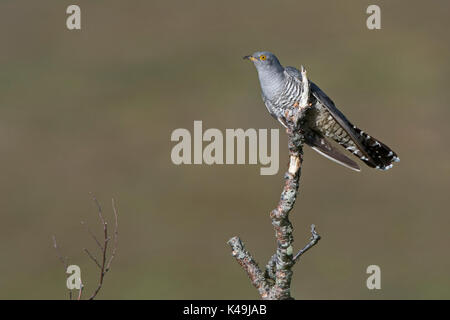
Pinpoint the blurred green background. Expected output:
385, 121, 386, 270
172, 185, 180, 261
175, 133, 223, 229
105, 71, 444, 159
0, 0, 449, 299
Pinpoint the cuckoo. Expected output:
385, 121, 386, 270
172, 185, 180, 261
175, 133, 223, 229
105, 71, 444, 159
244, 51, 399, 171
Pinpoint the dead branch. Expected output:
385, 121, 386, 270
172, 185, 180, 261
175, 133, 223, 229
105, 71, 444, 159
86, 196, 119, 300
228, 66, 321, 300
293, 224, 321, 263
228, 237, 271, 298
52, 196, 119, 300
106, 198, 119, 272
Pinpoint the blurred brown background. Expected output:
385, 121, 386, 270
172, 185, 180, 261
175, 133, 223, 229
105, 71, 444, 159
0, 0, 449, 299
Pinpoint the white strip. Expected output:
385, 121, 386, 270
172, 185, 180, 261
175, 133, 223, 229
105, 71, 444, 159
312, 147, 361, 172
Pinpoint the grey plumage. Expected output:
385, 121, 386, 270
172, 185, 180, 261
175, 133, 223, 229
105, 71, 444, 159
244, 51, 399, 171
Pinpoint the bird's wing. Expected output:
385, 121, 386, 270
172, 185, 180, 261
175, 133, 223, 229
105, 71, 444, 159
285, 66, 398, 170
308, 82, 375, 165
305, 133, 360, 171
285, 66, 373, 160
284, 66, 303, 83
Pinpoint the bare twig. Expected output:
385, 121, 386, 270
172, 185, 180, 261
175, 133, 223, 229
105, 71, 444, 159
87, 195, 119, 300
293, 224, 321, 262
81, 221, 104, 252
106, 198, 119, 272
52, 196, 119, 300
83, 248, 102, 269
77, 284, 84, 300
228, 66, 321, 300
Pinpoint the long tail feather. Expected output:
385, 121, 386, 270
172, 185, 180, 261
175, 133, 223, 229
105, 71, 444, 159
351, 127, 400, 170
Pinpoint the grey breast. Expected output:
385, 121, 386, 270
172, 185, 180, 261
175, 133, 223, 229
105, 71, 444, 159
274, 69, 304, 109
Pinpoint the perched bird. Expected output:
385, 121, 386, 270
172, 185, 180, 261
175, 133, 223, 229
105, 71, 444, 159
244, 51, 399, 171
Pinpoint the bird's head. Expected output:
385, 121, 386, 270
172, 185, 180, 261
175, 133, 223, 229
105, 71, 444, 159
243, 51, 283, 72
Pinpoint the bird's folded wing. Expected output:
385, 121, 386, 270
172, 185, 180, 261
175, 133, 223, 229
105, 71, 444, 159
310, 82, 375, 165
306, 134, 361, 172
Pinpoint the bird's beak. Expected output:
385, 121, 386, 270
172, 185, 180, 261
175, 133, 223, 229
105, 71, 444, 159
243, 55, 257, 62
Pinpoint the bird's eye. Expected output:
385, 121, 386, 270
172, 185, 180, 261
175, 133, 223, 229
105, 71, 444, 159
260, 55, 266, 61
